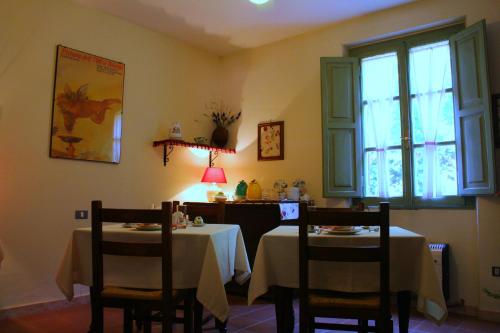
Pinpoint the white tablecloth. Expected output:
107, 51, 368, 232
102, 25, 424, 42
56, 224, 251, 321
248, 226, 447, 324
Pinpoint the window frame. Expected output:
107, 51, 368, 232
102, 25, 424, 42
349, 24, 475, 209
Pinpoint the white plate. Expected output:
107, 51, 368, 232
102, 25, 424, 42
322, 228, 360, 235
135, 224, 161, 231
191, 223, 205, 227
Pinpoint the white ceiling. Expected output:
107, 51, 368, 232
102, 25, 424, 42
74, 0, 416, 55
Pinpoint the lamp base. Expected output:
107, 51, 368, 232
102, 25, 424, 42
206, 190, 218, 203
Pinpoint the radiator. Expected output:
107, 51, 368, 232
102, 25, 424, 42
428, 243, 450, 301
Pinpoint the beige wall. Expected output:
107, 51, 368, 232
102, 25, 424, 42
0, 0, 221, 308
218, 0, 500, 312
1, 0, 500, 315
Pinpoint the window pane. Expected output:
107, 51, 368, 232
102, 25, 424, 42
365, 151, 378, 197
362, 52, 401, 149
364, 149, 403, 197
411, 92, 455, 144
409, 41, 454, 143
438, 145, 458, 196
387, 149, 404, 197
361, 52, 403, 198
413, 145, 458, 196
363, 101, 401, 148
409, 41, 458, 198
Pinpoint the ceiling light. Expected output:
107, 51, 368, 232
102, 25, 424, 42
249, 0, 271, 5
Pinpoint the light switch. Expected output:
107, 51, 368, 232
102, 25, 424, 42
75, 210, 88, 220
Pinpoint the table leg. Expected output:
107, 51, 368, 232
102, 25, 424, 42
274, 287, 295, 333
215, 318, 228, 333
397, 290, 411, 333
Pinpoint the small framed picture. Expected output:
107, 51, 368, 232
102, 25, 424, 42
493, 94, 500, 148
258, 121, 284, 161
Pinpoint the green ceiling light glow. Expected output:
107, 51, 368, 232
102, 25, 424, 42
249, 0, 270, 5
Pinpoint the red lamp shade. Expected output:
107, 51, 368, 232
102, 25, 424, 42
201, 167, 227, 183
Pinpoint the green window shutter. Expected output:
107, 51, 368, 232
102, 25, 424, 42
450, 20, 496, 195
321, 57, 362, 197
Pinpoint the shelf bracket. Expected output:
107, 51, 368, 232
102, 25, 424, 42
209, 151, 219, 168
163, 144, 174, 166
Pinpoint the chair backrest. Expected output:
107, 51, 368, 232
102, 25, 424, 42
91, 201, 173, 302
298, 202, 390, 310
183, 202, 225, 224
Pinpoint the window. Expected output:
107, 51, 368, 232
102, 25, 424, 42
321, 21, 495, 208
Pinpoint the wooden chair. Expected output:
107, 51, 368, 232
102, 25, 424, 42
298, 202, 391, 333
90, 200, 194, 333
183, 202, 225, 224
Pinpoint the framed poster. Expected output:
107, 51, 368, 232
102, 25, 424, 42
258, 121, 284, 161
49, 45, 125, 163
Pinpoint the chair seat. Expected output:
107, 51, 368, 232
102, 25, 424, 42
309, 291, 380, 310
102, 286, 182, 302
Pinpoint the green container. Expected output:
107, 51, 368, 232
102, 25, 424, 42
235, 180, 248, 200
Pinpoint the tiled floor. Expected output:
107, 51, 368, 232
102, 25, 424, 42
1, 296, 499, 332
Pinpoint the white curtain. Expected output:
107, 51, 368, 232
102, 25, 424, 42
409, 41, 451, 199
362, 53, 399, 198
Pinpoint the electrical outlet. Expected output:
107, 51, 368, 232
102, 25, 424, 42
492, 266, 500, 277
75, 210, 88, 220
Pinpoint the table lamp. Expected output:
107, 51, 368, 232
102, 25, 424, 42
201, 167, 227, 202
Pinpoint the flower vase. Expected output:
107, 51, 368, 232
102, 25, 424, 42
211, 126, 228, 147
286, 187, 300, 201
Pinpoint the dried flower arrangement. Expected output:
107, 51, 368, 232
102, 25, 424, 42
204, 100, 241, 128
273, 179, 288, 194
292, 179, 307, 195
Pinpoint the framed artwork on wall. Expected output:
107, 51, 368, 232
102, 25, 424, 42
258, 121, 284, 161
49, 45, 125, 163
493, 93, 500, 148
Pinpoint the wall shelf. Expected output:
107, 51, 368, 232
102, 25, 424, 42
153, 139, 236, 166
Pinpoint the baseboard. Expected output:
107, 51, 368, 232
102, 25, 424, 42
1, 293, 498, 324
0, 295, 89, 320
477, 309, 500, 323
448, 304, 500, 323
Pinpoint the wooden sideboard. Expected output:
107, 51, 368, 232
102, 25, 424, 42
182, 201, 297, 268
182, 201, 297, 296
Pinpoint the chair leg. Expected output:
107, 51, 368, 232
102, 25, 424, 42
124, 307, 133, 333
134, 306, 142, 331
358, 319, 368, 333
194, 299, 203, 333
377, 318, 392, 333
183, 291, 194, 333
163, 307, 175, 333
308, 317, 315, 333
91, 303, 103, 333
143, 308, 152, 333
299, 303, 310, 333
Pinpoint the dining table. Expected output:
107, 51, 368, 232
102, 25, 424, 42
248, 225, 447, 333
56, 223, 251, 322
